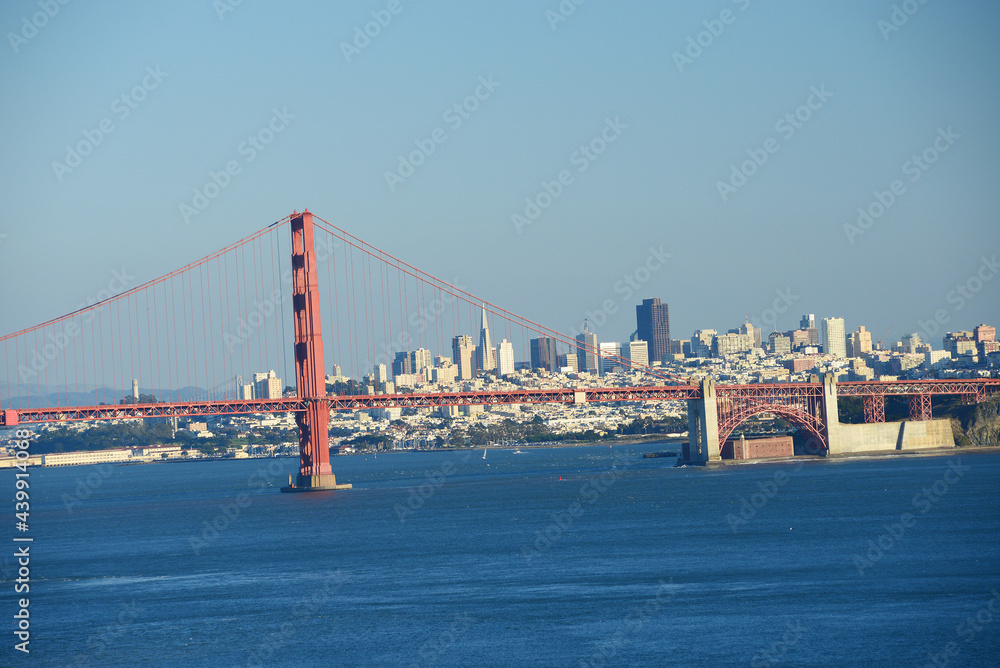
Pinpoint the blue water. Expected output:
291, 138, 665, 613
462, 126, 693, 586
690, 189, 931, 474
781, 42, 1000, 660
3, 444, 999, 667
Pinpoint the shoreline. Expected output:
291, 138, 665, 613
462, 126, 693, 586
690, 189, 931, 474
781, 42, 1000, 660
693, 444, 1000, 468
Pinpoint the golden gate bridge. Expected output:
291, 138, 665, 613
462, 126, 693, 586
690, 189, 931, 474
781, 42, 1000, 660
2, 212, 997, 491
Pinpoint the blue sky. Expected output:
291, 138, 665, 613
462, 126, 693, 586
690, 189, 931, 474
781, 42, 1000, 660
1, 0, 998, 352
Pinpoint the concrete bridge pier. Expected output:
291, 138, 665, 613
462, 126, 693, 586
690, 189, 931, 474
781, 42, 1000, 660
822, 373, 954, 454
685, 377, 720, 464
821, 373, 842, 455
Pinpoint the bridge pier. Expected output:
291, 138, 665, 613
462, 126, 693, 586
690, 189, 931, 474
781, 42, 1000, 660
685, 377, 720, 464
821, 373, 842, 455
282, 211, 350, 493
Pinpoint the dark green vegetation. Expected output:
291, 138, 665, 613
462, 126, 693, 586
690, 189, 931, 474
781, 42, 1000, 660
27, 422, 296, 456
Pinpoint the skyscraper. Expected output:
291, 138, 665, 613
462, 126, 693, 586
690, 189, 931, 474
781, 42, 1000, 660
477, 304, 495, 373
801, 314, 816, 330
821, 317, 847, 357
392, 351, 412, 377
575, 323, 598, 374
739, 320, 762, 348
690, 330, 717, 358
410, 347, 432, 374
635, 298, 670, 364
622, 340, 649, 368
530, 337, 558, 371
452, 335, 475, 380
851, 326, 873, 357
497, 339, 515, 376
557, 352, 578, 373
599, 341, 622, 374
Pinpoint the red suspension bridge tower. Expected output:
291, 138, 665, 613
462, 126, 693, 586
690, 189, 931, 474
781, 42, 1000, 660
282, 211, 350, 492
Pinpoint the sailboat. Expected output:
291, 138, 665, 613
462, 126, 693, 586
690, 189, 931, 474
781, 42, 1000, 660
482, 443, 487, 459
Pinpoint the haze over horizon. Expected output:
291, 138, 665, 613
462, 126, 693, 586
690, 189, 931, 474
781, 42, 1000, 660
2, 1, 998, 354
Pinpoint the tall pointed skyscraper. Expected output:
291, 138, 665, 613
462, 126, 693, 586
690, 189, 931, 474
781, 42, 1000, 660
477, 303, 495, 372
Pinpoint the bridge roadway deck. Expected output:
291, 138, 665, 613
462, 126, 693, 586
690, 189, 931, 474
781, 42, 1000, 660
2, 379, 998, 426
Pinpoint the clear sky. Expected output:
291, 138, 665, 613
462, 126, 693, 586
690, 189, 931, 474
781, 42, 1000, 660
1, 0, 998, 351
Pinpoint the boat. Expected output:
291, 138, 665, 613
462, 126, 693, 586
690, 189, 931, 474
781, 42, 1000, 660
643, 451, 678, 459
513, 449, 524, 454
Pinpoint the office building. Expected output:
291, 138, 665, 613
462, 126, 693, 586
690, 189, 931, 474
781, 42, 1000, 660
850, 326, 873, 358
690, 330, 716, 358
821, 317, 847, 357
768, 333, 791, 355
900, 333, 922, 354
575, 323, 599, 374
530, 337, 558, 371
974, 324, 996, 343
713, 333, 753, 357
599, 341, 622, 374
254, 370, 282, 399
800, 314, 815, 330
944, 332, 977, 357
497, 339, 515, 376
557, 352, 578, 373
452, 335, 475, 380
925, 350, 952, 369
622, 340, 649, 368
410, 348, 432, 375
635, 298, 670, 364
